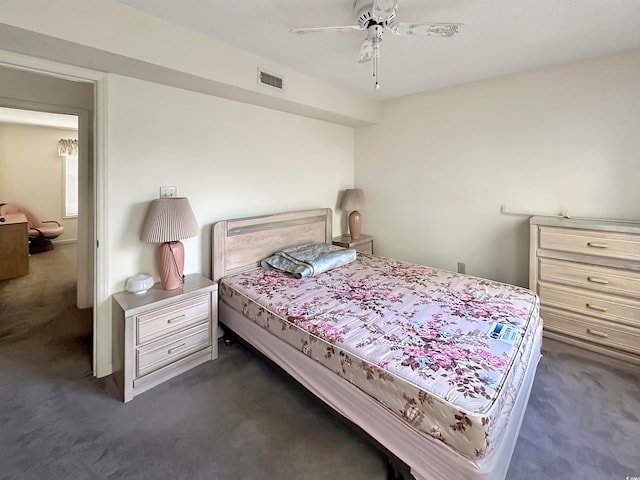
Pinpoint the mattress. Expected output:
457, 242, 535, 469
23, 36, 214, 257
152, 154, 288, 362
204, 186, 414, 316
220, 253, 541, 460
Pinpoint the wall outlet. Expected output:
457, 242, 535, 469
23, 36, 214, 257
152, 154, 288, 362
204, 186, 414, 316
160, 186, 177, 198
457, 262, 466, 274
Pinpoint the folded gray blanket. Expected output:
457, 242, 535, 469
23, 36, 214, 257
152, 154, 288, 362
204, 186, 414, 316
261, 242, 356, 278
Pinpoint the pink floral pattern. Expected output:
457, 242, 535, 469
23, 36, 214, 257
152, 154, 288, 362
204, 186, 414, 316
220, 253, 541, 459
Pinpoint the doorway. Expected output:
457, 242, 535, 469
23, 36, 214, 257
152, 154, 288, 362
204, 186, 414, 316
0, 63, 99, 373
0, 107, 91, 364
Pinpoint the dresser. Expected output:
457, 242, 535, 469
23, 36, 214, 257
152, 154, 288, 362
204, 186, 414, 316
529, 216, 640, 368
0, 214, 29, 280
112, 274, 218, 402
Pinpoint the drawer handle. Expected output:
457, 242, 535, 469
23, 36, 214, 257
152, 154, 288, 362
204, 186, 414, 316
167, 315, 186, 324
587, 242, 608, 249
168, 343, 186, 354
587, 328, 609, 338
586, 303, 607, 312
587, 276, 609, 285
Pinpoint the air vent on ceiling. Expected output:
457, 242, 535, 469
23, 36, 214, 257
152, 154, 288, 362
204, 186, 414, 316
257, 68, 285, 93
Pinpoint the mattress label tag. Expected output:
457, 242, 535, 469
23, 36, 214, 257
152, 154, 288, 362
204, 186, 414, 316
488, 323, 519, 345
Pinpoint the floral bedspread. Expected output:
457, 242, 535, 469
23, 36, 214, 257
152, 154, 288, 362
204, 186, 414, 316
220, 253, 541, 459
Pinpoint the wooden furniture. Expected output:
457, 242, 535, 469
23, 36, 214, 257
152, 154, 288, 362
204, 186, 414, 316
212, 208, 332, 281
530, 216, 640, 368
112, 274, 217, 402
0, 214, 29, 280
212, 209, 541, 480
332, 233, 373, 254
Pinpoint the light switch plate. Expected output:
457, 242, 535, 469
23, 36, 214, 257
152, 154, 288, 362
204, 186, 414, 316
160, 186, 177, 198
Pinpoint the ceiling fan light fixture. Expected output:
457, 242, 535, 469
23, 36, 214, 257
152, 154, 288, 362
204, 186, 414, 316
289, 0, 463, 92
369, 24, 383, 90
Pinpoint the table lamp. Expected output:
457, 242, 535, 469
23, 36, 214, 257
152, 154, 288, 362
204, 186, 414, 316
140, 197, 199, 290
340, 188, 367, 239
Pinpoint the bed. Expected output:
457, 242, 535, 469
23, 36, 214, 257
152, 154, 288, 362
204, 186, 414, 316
212, 208, 542, 480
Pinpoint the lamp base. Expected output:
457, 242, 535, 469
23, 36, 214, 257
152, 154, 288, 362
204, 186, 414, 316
348, 210, 362, 239
159, 241, 184, 290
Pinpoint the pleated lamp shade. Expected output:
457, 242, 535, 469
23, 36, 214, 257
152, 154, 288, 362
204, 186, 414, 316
140, 197, 199, 243
140, 197, 199, 290
339, 188, 367, 212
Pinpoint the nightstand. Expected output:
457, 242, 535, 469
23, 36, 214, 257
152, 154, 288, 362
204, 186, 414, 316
332, 233, 374, 254
112, 274, 217, 402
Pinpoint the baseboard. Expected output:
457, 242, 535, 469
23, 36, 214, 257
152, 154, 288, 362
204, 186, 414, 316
543, 331, 640, 373
52, 239, 78, 245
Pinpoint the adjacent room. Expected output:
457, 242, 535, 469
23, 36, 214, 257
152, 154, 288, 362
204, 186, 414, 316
0, 1, 638, 479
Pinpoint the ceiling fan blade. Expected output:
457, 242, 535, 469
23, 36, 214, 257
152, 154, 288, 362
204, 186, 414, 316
389, 22, 464, 37
372, 0, 399, 22
358, 38, 375, 64
290, 25, 364, 34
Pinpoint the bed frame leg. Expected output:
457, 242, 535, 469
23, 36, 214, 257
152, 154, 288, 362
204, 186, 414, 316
387, 457, 408, 480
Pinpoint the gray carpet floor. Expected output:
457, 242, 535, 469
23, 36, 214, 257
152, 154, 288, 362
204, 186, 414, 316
1, 244, 638, 480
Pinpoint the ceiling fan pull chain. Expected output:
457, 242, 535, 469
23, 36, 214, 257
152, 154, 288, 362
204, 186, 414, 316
373, 36, 380, 90
374, 58, 380, 90
373, 46, 377, 78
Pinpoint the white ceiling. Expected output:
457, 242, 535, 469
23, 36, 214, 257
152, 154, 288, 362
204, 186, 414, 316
0, 107, 78, 129
118, 1, 640, 101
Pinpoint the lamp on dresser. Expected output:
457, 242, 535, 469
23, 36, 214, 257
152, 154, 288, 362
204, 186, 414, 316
140, 197, 199, 290
340, 188, 367, 240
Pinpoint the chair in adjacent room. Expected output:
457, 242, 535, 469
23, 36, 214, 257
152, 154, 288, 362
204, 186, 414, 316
0, 203, 64, 253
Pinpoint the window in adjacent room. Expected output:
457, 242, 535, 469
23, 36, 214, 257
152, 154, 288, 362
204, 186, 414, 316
64, 153, 78, 218
58, 138, 78, 218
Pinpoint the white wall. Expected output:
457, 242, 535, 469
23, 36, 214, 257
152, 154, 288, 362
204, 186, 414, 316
2, 29, 359, 377
0, 64, 356, 377
1, 0, 378, 126
107, 75, 354, 292
0, 65, 95, 111
0, 123, 78, 241
356, 49, 640, 288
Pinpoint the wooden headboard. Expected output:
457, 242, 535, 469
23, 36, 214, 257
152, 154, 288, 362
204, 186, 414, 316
211, 208, 333, 282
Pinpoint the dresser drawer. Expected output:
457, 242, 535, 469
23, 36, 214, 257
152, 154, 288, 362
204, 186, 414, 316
539, 258, 640, 299
539, 227, 640, 262
137, 293, 210, 345
137, 322, 210, 377
539, 283, 640, 328
541, 307, 640, 355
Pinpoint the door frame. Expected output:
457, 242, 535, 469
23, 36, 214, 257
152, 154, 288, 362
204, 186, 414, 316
0, 49, 110, 377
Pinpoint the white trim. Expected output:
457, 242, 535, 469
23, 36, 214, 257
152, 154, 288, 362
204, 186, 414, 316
75, 110, 91, 310
0, 49, 110, 378
0, 50, 104, 83
94, 74, 110, 377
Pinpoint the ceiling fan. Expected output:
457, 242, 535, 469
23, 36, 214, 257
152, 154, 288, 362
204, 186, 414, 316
290, 0, 463, 90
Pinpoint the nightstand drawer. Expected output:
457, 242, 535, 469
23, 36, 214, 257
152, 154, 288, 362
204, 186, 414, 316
137, 322, 210, 377
539, 283, 640, 328
539, 226, 640, 262
541, 307, 640, 354
539, 258, 640, 299
137, 294, 210, 345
